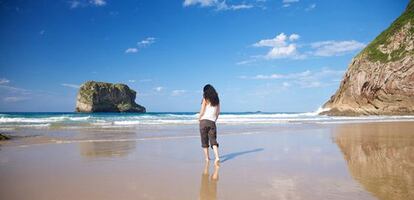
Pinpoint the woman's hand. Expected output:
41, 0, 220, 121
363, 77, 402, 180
198, 98, 206, 121
215, 104, 220, 121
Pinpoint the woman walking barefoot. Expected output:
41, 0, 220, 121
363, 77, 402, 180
198, 84, 221, 164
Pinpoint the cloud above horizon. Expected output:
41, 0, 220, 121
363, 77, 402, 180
3, 96, 30, 103
90, 0, 106, 6
61, 83, 80, 89
68, 0, 107, 9
240, 68, 345, 88
305, 3, 316, 11
253, 33, 302, 60
0, 78, 10, 84
125, 48, 138, 54
282, 0, 299, 8
310, 40, 366, 56
138, 37, 156, 47
155, 86, 163, 92
183, 0, 255, 11
0, 79, 33, 103
171, 89, 186, 96
125, 37, 156, 54
238, 33, 365, 64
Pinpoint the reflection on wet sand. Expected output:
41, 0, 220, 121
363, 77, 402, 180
199, 162, 220, 200
334, 122, 414, 200
79, 141, 136, 158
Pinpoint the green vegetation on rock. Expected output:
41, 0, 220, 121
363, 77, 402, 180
360, 0, 414, 63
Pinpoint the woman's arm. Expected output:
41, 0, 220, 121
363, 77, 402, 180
198, 98, 206, 121
215, 103, 220, 121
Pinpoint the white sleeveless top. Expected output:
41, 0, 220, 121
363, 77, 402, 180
201, 103, 218, 122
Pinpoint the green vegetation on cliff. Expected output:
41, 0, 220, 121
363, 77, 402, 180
361, 0, 414, 62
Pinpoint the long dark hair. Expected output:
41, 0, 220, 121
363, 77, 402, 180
203, 84, 219, 106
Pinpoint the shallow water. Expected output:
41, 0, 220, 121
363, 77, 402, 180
0, 122, 413, 200
2, 112, 414, 131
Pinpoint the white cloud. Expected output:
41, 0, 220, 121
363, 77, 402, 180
241, 70, 310, 80
239, 33, 365, 64
236, 58, 257, 65
305, 3, 316, 11
0, 78, 10, 84
61, 83, 80, 89
240, 68, 345, 88
282, 0, 299, 7
140, 79, 152, 82
138, 37, 156, 47
282, 82, 291, 87
216, 2, 254, 11
282, 0, 299, 3
125, 48, 138, 54
3, 96, 29, 103
311, 40, 365, 56
128, 80, 136, 83
68, 0, 106, 9
0, 83, 32, 103
183, 0, 216, 7
0, 85, 30, 94
241, 74, 284, 80
253, 33, 302, 59
69, 0, 81, 8
155, 86, 163, 92
289, 34, 300, 41
254, 33, 288, 47
266, 44, 298, 59
183, 0, 255, 11
125, 37, 156, 54
228, 4, 254, 10
90, 0, 106, 6
171, 90, 186, 96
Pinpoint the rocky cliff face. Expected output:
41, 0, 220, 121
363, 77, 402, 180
322, 1, 414, 116
75, 81, 146, 113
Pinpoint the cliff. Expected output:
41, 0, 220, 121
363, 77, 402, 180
322, 0, 414, 115
75, 81, 146, 113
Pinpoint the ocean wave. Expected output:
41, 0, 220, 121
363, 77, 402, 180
1, 112, 414, 129
0, 116, 91, 123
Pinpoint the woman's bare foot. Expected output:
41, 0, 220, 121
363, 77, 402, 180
205, 157, 211, 162
214, 158, 220, 164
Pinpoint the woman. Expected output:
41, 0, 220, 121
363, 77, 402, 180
198, 84, 220, 163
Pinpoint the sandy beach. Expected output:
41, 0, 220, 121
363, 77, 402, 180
1, 0, 413, 199
1, 121, 413, 200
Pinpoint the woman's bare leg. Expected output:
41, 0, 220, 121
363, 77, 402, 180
212, 145, 220, 163
203, 148, 210, 161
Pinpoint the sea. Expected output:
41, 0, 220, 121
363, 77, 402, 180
1, 110, 414, 131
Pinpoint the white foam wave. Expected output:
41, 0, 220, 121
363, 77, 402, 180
0, 116, 90, 123
2, 112, 414, 130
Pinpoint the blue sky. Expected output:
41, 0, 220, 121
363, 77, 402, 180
0, 0, 409, 112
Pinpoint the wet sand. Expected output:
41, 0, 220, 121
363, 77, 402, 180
0, 122, 413, 200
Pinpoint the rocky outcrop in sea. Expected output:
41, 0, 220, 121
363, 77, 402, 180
322, 0, 414, 116
0, 133, 10, 141
75, 81, 146, 113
